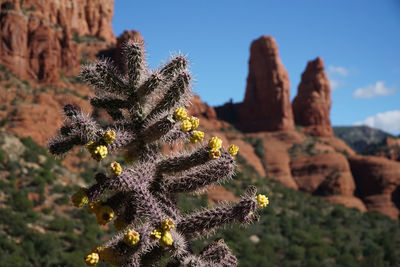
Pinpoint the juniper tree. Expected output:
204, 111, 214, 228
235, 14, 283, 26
48, 40, 269, 267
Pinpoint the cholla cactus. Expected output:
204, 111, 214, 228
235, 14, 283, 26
47, 41, 269, 266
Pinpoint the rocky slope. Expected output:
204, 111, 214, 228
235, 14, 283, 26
0, 0, 115, 83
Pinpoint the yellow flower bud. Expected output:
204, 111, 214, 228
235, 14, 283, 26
110, 161, 122, 175
96, 205, 114, 225
123, 229, 140, 246
150, 228, 162, 240
208, 137, 222, 150
71, 187, 88, 207
180, 119, 192, 132
209, 149, 221, 159
92, 145, 108, 161
104, 130, 116, 144
190, 130, 204, 144
188, 116, 199, 130
160, 231, 173, 247
228, 144, 239, 156
173, 107, 187, 121
256, 194, 269, 208
85, 252, 99, 266
161, 218, 175, 231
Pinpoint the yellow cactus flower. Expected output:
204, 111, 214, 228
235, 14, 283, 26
188, 116, 199, 130
123, 229, 140, 246
173, 107, 187, 121
161, 218, 175, 231
209, 149, 221, 159
92, 145, 108, 161
208, 137, 222, 150
160, 231, 173, 247
113, 216, 128, 231
190, 130, 204, 144
104, 130, 116, 144
85, 252, 99, 266
71, 187, 88, 207
96, 205, 114, 225
256, 194, 269, 208
88, 201, 102, 214
228, 144, 239, 156
86, 141, 96, 152
150, 228, 162, 240
180, 119, 192, 132
110, 161, 122, 175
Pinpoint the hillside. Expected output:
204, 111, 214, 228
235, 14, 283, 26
0, 131, 399, 266
334, 126, 400, 162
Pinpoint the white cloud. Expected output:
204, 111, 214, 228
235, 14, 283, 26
353, 81, 395, 99
354, 110, 400, 134
327, 65, 349, 90
327, 65, 349, 77
330, 79, 340, 90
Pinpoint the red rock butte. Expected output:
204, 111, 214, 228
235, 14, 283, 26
238, 35, 295, 132
292, 57, 333, 137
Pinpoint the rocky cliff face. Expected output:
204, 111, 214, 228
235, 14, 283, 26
349, 155, 400, 219
292, 57, 333, 137
0, 0, 115, 83
238, 35, 295, 132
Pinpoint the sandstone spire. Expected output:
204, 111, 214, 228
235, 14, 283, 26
238, 35, 294, 132
292, 57, 333, 137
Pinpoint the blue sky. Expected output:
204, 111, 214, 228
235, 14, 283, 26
113, 0, 400, 134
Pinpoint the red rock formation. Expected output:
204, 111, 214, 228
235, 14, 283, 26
238, 35, 294, 132
206, 186, 239, 204
290, 152, 356, 196
188, 95, 217, 120
324, 195, 367, 212
349, 155, 400, 219
250, 131, 304, 189
292, 57, 333, 137
386, 137, 400, 147
7, 93, 93, 146
0, 0, 115, 82
374, 137, 400, 161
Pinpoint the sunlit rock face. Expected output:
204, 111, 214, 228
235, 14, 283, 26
293, 57, 333, 137
238, 35, 295, 132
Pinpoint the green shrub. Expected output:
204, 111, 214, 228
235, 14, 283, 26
48, 217, 74, 232
7, 192, 33, 212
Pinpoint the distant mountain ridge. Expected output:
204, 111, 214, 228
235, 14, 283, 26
333, 126, 393, 153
